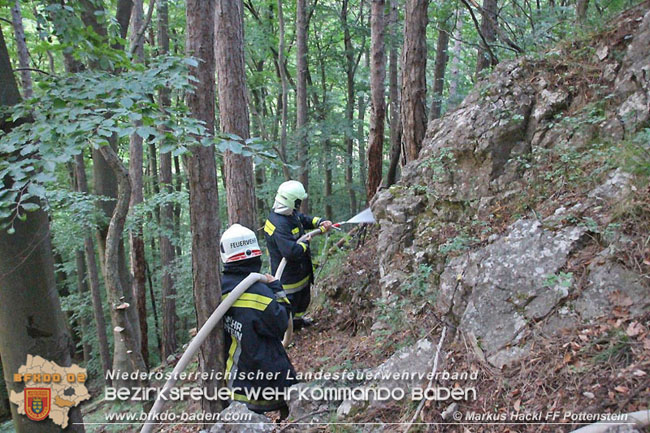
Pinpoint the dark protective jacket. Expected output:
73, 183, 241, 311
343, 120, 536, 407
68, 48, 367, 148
221, 258, 297, 412
264, 210, 322, 294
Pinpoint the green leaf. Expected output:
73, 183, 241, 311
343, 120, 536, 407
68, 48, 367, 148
120, 97, 134, 109
53, 98, 66, 109
20, 202, 40, 212
136, 126, 157, 140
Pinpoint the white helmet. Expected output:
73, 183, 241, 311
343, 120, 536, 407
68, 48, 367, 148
220, 224, 262, 263
275, 180, 308, 209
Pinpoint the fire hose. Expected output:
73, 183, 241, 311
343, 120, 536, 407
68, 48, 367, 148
140, 210, 373, 432
140, 227, 332, 433
140, 272, 265, 433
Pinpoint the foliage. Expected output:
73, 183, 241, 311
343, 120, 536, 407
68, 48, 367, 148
439, 233, 479, 255
373, 264, 436, 353
422, 147, 455, 183
543, 271, 573, 290
0, 55, 283, 231
620, 128, 650, 182
0, 55, 196, 228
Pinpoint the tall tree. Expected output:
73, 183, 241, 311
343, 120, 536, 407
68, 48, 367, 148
73, 250, 92, 363
576, 0, 589, 23
9, 0, 33, 98
447, 9, 464, 108
78, 0, 143, 359
0, 25, 85, 433
277, 0, 291, 181
216, 0, 257, 230
74, 154, 112, 381
129, 0, 149, 368
185, 0, 224, 416
77, 0, 147, 385
98, 144, 149, 387
314, 36, 333, 221
296, 0, 310, 212
358, 48, 369, 198
429, 14, 450, 120
401, 0, 429, 163
157, 0, 178, 361
367, 0, 386, 201
342, 0, 363, 213
385, 0, 402, 187
475, 0, 497, 74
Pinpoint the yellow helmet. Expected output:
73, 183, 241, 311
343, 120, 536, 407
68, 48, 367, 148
275, 180, 308, 209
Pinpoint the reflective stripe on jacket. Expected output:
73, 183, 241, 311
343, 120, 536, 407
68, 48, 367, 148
264, 211, 321, 293
221, 261, 297, 411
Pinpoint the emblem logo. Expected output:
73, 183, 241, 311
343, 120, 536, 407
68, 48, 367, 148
24, 388, 51, 422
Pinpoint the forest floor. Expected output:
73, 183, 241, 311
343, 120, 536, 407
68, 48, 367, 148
272, 222, 650, 433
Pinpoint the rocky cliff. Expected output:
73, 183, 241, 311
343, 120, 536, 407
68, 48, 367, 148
371, 4, 649, 369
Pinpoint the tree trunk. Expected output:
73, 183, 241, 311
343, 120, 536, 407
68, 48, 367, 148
386, 0, 402, 187
277, 0, 292, 181
98, 145, 148, 387
79, 0, 142, 353
367, 0, 386, 201
250, 66, 269, 228
576, 0, 589, 22
157, 0, 178, 361
476, 0, 498, 74
429, 18, 450, 120
53, 251, 78, 360
297, 0, 310, 213
342, 0, 358, 214
447, 9, 464, 108
57, 10, 113, 380
74, 154, 112, 381
357, 91, 367, 199
185, 0, 224, 417
173, 154, 183, 258
401, 0, 428, 163
9, 0, 33, 98
74, 250, 93, 363
128, 0, 149, 369
216, 0, 257, 230
316, 49, 333, 222
358, 48, 369, 202
0, 26, 85, 432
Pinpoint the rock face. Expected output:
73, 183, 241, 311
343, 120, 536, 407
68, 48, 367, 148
370, 7, 650, 369
286, 382, 335, 424
614, 9, 650, 133
208, 402, 273, 433
288, 337, 444, 425
575, 260, 649, 321
437, 220, 587, 366
364, 338, 441, 400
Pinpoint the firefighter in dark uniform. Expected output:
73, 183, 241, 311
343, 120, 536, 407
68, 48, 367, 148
220, 224, 297, 416
264, 180, 332, 329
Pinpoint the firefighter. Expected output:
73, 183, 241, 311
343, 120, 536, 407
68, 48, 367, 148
264, 180, 332, 330
220, 224, 297, 416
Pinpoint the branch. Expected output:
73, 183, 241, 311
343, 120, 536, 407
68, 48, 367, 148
13, 67, 52, 76
403, 326, 447, 433
0, 17, 12, 24
458, 0, 498, 64
131, 0, 157, 55
466, 0, 524, 53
